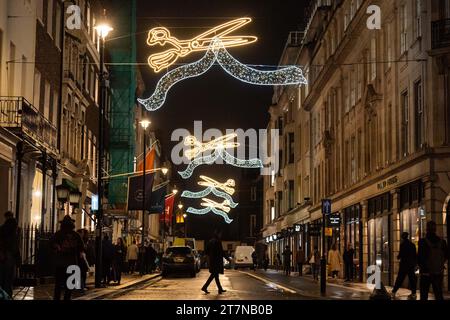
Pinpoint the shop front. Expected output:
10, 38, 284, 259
343, 204, 363, 281
367, 192, 392, 285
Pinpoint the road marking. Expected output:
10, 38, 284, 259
239, 271, 297, 294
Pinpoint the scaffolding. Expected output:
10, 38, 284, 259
107, 0, 137, 207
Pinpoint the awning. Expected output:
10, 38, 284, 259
60, 179, 79, 192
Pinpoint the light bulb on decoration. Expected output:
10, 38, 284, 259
178, 147, 262, 179
181, 176, 238, 208
138, 38, 307, 111
146, 17, 257, 72
139, 119, 151, 130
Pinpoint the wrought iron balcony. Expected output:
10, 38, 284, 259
432, 18, 450, 50
0, 96, 57, 153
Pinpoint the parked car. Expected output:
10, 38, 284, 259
233, 246, 255, 269
162, 246, 197, 277
192, 249, 201, 272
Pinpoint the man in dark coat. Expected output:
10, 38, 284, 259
343, 243, 355, 282
0, 214, 21, 298
418, 221, 448, 300
51, 215, 84, 300
391, 232, 417, 299
201, 229, 229, 294
101, 235, 114, 285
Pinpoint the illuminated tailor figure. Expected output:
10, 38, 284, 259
146, 17, 257, 72
138, 18, 307, 111
186, 198, 234, 224
178, 134, 262, 179
181, 176, 238, 208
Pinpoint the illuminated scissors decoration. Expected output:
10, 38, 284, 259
198, 175, 235, 195
186, 198, 234, 224
147, 17, 257, 72
184, 134, 240, 160
181, 176, 238, 208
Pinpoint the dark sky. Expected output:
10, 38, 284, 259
134, 0, 309, 238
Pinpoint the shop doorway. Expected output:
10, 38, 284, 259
0, 158, 10, 224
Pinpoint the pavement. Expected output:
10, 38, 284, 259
11, 269, 450, 300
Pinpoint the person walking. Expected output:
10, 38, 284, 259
145, 243, 157, 274
274, 252, 281, 271
296, 246, 305, 276
343, 243, 355, 282
263, 250, 269, 271
282, 246, 292, 276
251, 251, 257, 270
112, 238, 126, 285
50, 215, 84, 300
310, 248, 320, 281
328, 244, 342, 279
0, 213, 21, 298
101, 235, 114, 285
418, 221, 448, 300
76, 229, 90, 291
127, 240, 139, 274
391, 232, 417, 300
201, 229, 230, 294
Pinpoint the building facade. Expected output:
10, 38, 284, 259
262, 0, 450, 290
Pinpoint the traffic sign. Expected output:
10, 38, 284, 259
322, 199, 332, 215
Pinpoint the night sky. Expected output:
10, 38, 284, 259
134, 0, 309, 239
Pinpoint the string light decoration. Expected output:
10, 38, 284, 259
178, 134, 262, 179
186, 198, 234, 224
178, 147, 262, 179
146, 17, 257, 72
137, 38, 307, 111
181, 176, 238, 208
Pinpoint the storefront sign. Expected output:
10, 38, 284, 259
322, 199, 332, 215
377, 176, 398, 190
327, 214, 341, 227
294, 224, 303, 232
91, 195, 99, 211
325, 227, 333, 237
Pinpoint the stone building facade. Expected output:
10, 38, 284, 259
262, 0, 450, 290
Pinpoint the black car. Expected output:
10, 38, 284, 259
162, 246, 197, 277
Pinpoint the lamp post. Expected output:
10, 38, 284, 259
94, 13, 113, 288
139, 119, 151, 275
183, 213, 187, 237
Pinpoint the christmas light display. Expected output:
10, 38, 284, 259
138, 39, 307, 111
178, 147, 262, 179
184, 134, 239, 160
186, 198, 234, 224
146, 17, 257, 72
181, 176, 238, 208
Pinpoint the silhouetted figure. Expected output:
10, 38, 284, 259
343, 243, 355, 282
112, 238, 126, 284
251, 251, 257, 270
391, 232, 417, 300
102, 235, 114, 285
76, 229, 90, 291
418, 221, 448, 300
310, 248, 320, 281
201, 229, 229, 294
0, 213, 21, 298
296, 246, 305, 276
145, 243, 157, 274
282, 246, 292, 276
51, 215, 84, 300
263, 250, 269, 271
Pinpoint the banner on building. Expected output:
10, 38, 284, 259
161, 193, 175, 222
148, 185, 167, 214
127, 173, 155, 210
137, 147, 155, 173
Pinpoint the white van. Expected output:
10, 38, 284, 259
233, 246, 255, 269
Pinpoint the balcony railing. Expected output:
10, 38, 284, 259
0, 96, 57, 152
432, 18, 450, 50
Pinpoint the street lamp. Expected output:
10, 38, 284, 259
178, 203, 183, 210
172, 187, 178, 195
183, 213, 188, 237
94, 10, 112, 289
140, 119, 151, 275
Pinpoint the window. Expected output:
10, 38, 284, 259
8, 42, 16, 96
44, 81, 51, 120
270, 201, 275, 222
414, 0, 422, 39
351, 136, 356, 183
350, 68, 356, 106
386, 22, 392, 69
277, 191, 283, 217
55, 1, 61, 48
414, 80, 424, 150
52, 90, 59, 126
401, 91, 409, 157
250, 186, 257, 201
288, 180, 294, 210
288, 132, 294, 163
370, 37, 377, 81
250, 214, 257, 237
400, 5, 407, 54
21, 56, 27, 97
357, 62, 362, 100
36, 0, 43, 23
47, 0, 54, 37
33, 69, 41, 108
